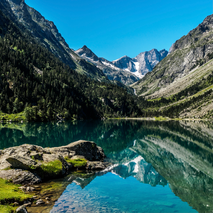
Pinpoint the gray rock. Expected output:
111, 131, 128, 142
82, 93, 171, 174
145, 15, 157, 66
86, 161, 107, 170
6, 155, 38, 170
112, 49, 168, 79
133, 14, 213, 100
45, 140, 105, 161
36, 199, 45, 205
0, 140, 106, 184
13, 202, 19, 206
42, 153, 59, 162
0, 169, 41, 185
26, 186, 35, 192
23, 202, 31, 207
71, 155, 86, 160
64, 140, 105, 161
29, 151, 43, 160
16, 205, 28, 213
58, 155, 71, 173
0, 0, 109, 82
76, 45, 139, 85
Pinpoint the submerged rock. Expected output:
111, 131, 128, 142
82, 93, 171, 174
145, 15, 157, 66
86, 161, 109, 170
36, 199, 45, 205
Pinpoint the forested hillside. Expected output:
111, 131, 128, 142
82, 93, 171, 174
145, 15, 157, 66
0, 10, 142, 121
2, 4, 213, 121
0, 0, 111, 82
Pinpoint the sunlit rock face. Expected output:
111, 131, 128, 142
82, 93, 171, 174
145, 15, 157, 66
0, 0, 76, 68
75, 45, 139, 85
112, 49, 168, 79
133, 14, 213, 99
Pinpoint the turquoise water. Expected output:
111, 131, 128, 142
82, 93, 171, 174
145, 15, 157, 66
1, 120, 213, 212
51, 173, 197, 213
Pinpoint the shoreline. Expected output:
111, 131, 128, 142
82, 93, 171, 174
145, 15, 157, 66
108, 117, 209, 121
0, 112, 210, 124
0, 141, 110, 213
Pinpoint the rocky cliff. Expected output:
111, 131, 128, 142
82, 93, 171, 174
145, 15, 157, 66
133, 14, 213, 98
112, 49, 168, 79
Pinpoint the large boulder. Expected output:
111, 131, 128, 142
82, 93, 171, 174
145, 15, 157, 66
45, 140, 105, 161
0, 169, 41, 184
0, 140, 107, 184
6, 155, 39, 170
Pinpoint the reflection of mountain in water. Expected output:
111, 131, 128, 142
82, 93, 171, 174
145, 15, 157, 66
107, 149, 167, 187
1, 120, 213, 212
131, 125, 213, 212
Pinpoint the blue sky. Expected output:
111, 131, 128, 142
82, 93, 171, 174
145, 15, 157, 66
25, 0, 212, 61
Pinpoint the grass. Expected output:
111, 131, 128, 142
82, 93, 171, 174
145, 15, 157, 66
0, 205, 16, 213
0, 112, 26, 122
0, 178, 32, 213
65, 157, 87, 168
40, 160, 63, 176
147, 97, 162, 102
154, 116, 170, 121
0, 179, 31, 203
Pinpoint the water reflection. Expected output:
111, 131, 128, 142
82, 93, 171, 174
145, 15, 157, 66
1, 120, 213, 212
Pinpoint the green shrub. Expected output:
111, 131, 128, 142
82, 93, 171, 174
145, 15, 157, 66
40, 160, 63, 176
65, 157, 87, 168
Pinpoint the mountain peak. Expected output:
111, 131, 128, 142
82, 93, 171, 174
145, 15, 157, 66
76, 45, 99, 62
82, 45, 88, 50
9, 0, 24, 5
112, 49, 168, 78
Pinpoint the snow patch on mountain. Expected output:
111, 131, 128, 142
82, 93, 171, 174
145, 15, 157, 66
75, 46, 139, 85
112, 49, 168, 79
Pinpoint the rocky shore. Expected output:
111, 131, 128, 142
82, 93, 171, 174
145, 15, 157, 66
0, 140, 109, 212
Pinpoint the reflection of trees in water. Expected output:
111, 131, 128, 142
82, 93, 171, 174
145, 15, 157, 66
132, 125, 213, 213
1, 120, 213, 157
1, 120, 213, 212
134, 140, 213, 213
0, 120, 142, 153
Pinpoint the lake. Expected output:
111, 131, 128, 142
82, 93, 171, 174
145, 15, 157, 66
1, 120, 213, 212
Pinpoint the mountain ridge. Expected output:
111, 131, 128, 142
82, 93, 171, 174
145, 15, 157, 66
0, 0, 109, 82
75, 45, 140, 85
133, 14, 213, 99
112, 48, 168, 78
132, 14, 213, 119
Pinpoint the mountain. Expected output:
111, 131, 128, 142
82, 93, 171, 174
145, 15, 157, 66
0, 0, 109, 82
133, 15, 213, 98
75, 45, 139, 85
0, 5, 143, 121
112, 49, 168, 79
132, 14, 213, 119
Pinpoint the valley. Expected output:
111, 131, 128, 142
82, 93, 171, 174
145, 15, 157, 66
0, 0, 213, 121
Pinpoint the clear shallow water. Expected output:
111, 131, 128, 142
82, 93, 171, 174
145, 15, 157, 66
51, 173, 197, 213
1, 120, 213, 212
